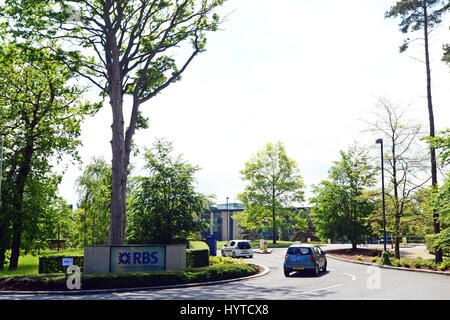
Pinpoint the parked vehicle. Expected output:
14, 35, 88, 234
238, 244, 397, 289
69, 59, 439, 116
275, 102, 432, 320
283, 244, 327, 277
221, 240, 254, 258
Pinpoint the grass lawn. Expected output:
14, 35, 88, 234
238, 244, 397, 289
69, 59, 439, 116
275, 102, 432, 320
0, 249, 84, 277
0, 240, 309, 277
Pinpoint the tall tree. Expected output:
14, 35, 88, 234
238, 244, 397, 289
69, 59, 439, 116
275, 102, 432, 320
74, 157, 112, 247
366, 98, 429, 258
0, 43, 90, 269
126, 139, 211, 244
237, 141, 305, 244
2, 0, 227, 246
311, 145, 376, 250
385, 0, 450, 263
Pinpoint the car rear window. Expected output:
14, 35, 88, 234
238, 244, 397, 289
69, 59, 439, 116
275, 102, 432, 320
237, 242, 252, 249
286, 247, 311, 255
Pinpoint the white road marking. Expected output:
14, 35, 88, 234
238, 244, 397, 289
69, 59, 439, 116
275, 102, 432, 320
300, 283, 344, 294
343, 272, 356, 280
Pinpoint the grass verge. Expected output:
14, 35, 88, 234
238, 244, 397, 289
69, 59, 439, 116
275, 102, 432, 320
0, 254, 260, 291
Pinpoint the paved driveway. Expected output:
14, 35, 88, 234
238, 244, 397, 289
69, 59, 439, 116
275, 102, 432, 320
1, 246, 448, 300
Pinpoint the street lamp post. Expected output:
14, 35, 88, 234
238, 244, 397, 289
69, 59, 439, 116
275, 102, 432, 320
226, 197, 229, 241
376, 138, 387, 252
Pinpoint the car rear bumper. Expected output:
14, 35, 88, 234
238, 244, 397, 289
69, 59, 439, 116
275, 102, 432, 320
283, 262, 315, 270
235, 250, 253, 257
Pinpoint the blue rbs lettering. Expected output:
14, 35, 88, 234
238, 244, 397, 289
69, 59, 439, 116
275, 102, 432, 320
132, 251, 158, 264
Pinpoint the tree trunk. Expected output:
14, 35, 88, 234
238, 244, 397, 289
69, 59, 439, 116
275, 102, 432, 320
423, 3, 442, 263
395, 216, 401, 259
108, 96, 127, 246
272, 207, 277, 244
105, 17, 128, 246
272, 188, 277, 244
8, 142, 34, 270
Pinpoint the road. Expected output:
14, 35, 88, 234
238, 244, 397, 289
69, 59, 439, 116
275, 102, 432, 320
1, 245, 449, 300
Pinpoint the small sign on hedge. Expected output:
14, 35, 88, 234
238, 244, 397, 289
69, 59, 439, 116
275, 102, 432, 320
62, 258, 74, 266
39, 255, 83, 274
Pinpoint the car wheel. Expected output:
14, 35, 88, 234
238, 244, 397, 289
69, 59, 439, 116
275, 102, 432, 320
221, 250, 225, 257
314, 264, 319, 277
232, 252, 236, 258
322, 261, 327, 272
284, 269, 291, 277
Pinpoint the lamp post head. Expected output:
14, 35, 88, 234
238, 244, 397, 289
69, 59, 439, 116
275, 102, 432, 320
376, 138, 383, 144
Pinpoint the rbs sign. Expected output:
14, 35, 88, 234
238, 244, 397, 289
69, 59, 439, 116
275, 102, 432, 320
110, 246, 165, 273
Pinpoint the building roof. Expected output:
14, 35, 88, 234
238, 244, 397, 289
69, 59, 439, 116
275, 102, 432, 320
216, 203, 246, 211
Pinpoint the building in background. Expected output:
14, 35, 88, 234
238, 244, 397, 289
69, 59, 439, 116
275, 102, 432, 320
202, 203, 315, 242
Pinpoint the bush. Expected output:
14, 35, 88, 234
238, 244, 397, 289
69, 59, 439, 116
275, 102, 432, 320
209, 256, 247, 265
1, 263, 259, 291
38, 255, 84, 274
425, 234, 438, 254
379, 251, 392, 266
412, 257, 424, 268
186, 249, 209, 268
437, 261, 449, 271
401, 258, 412, 268
425, 231, 450, 256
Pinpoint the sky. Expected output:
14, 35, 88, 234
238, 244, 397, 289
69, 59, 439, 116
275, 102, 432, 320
57, 0, 450, 208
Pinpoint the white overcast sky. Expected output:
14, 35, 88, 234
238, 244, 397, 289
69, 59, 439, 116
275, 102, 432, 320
57, 0, 450, 208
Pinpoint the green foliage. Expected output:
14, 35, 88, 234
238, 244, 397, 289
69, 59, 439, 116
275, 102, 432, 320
38, 255, 84, 274
209, 256, 248, 265
71, 157, 112, 248
1, 263, 259, 291
186, 249, 210, 268
187, 241, 210, 250
237, 141, 305, 243
385, 0, 450, 35
424, 129, 450, 167
126, 139, 212, 244
310, 145, 376, 248
0, 42, 92, 269
426, 228, 450, 256
443, 43, 450, 65
379, 251, 392, 266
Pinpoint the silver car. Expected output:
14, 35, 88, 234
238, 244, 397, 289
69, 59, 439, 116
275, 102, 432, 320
283, 244, 327, 277
221, 240, 254, 258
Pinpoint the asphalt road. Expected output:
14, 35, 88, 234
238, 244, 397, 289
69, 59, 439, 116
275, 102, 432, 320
1, 245, 449, 300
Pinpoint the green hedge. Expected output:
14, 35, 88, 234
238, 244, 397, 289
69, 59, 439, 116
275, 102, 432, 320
425, 234, 437, 254
186, 248, 209, 268
1, 263, 259, 291
425, 233, 450, 256
38, 256, 84, 274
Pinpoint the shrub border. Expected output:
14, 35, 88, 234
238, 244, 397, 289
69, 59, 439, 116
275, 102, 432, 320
0, 264, 269, 295
325, 252, 450, 276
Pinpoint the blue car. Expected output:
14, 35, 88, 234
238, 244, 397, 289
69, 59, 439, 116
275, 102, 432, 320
283, 244, 327, 277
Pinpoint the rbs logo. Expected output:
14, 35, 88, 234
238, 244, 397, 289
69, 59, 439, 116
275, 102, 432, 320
111, 246, 165, 272
118, 251, 159, 265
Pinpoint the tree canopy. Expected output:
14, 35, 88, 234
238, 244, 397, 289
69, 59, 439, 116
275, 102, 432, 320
310, 145, 376, 249
236, 141, 305, 244
126, 139, 211, 244
0, 43, 92, 269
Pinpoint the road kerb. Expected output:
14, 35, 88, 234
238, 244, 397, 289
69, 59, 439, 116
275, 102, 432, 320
326, 254, 450, 276
0, 264, 270, 296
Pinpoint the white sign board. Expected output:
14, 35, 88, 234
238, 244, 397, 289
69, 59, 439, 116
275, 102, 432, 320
62, 258, 74, 266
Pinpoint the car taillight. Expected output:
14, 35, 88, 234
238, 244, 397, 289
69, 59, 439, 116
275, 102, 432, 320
285, 255, 288, 260
310, 255, 315, 262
